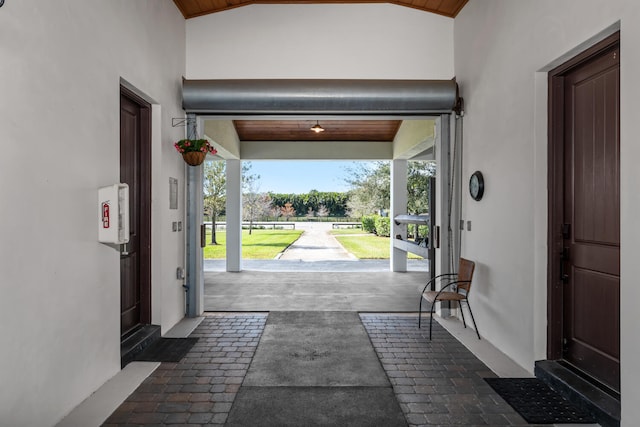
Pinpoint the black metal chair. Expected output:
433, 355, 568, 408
418, 258, 481, 340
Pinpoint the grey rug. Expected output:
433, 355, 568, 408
227, 311, 407, 426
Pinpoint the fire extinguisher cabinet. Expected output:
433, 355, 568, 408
98, 184, 129, 244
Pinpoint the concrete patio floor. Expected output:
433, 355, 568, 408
204, 270, 427, 311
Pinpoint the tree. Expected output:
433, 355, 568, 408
317, 204, 330, 220
305, 207, 315, 219
344, 161, 391, 216
242, 161, 259, 192
269, 191, 349, 217
280, 202, 296, 220
203, 160, 226, 244
270, 206, 282, 221
242, 162, 270, 234
407, 161, 436, 214
344, 160, 436, 218
243, 190, 272, 234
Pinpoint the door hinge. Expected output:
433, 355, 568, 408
562, 338, 569, 353
562, 223, 571, 240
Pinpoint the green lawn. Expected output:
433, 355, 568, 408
334, 234, 423, 259
329, 228, 367, 235
204, 229, 303, 259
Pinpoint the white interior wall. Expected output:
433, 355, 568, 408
0, 1, 186, 425
454, 1, 640, 424
186, 3, 454, 80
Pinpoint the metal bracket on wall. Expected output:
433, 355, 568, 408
172, 117, 197, 128
453, 97, 465, 116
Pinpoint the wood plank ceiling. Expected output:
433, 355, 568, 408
234, 120, 402, 141
176, 1, 465, 143
173, 0, 469, 19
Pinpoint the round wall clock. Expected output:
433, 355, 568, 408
469, 171, 484, 201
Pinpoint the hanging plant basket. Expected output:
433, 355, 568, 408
182, 151, 206, 166
174, 138, 217, 166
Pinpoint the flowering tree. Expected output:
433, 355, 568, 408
280, 202, 296, 220
317, 204, 330, 220
305, 207, 315, 219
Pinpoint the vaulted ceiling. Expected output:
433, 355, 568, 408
177, 0, 461, 149
173, 0, 468, 19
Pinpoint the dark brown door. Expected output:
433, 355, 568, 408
549, 33, 620, 391
120, 88, 152, 336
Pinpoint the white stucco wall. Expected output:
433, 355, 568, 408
454, 1, 640, 424
186, 3, 454, 80
0, 1, 186, 425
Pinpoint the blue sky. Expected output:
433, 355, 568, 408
244, 160, 369, 194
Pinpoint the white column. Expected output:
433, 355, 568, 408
226, 159, 242, 272
435, 115, 452, 316
391, 159, 408, 272
186, 114, 204, 317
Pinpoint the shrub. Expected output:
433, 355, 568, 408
375, 216, 391, 237
408, 224, 429, 238
361, 215, 377, 233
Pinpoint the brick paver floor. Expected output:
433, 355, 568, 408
103, 313, 267, 427
360, 313, 546, 427
103, 312, 548, 427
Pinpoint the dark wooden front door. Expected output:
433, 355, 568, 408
549, 33, 620, 391
120, 87, 152, 336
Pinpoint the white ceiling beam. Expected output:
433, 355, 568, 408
240, 140, 392, 160
392, 119, 436, 160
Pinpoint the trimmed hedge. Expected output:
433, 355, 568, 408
375, 216, 391, 237
408, 224, 429, 238
361, 215, 377, 234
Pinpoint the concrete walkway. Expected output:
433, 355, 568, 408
204, 221, 429, 272
204, 270, 427, 312
204, 222, 430, 312
277, 222, 356, 261
205, 259, 429, 272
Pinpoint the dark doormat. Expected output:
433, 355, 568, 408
132, 338, 198, 363
484, 378, 596, 424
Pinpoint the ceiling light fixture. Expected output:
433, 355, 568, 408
310, 121, 325, 133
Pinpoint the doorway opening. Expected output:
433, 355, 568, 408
203, 159, 435, 273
